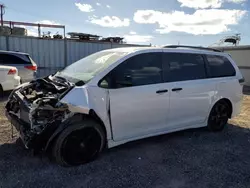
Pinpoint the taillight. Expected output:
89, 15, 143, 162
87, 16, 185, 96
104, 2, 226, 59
25, 65, 37, 71
8, 68, 17, 75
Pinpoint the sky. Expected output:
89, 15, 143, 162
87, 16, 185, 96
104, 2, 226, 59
1, 0, 250, 46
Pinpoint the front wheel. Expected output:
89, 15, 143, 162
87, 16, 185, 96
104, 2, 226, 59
207, 100, 230, 131
52, 119, 106, 166
0, 85, 3, 98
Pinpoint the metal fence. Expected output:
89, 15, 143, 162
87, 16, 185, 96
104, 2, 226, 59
0, 35, 148, 77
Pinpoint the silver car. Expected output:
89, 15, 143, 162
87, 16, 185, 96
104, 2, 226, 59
0, 50, 37, 83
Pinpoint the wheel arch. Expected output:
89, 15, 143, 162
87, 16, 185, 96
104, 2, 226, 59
210, 98, 233, 118
88, 109, 108, 141
45, 111, 108, 152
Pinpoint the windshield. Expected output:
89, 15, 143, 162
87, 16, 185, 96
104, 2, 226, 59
56, 50, 128, 83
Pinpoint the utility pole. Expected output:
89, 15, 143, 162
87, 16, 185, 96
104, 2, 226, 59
0, 4, 5, 26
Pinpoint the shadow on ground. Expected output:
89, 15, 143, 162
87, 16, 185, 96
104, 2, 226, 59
0, 124, 250, 188
0, 91, 11, 102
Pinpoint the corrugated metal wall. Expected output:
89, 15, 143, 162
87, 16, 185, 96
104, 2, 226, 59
0, 35, 147, 77
66, 40, 111, 66
0, 36, 6, 50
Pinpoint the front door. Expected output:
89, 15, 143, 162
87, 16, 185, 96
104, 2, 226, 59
107, 51, 170, 141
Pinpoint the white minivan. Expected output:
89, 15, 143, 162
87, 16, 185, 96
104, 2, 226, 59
6, 46, 243, 166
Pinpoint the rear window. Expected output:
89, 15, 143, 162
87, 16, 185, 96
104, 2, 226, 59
206, 55, 236, 78
0, 53, 31, 65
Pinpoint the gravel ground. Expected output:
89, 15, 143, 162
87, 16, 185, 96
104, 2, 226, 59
0, 92, 250, 188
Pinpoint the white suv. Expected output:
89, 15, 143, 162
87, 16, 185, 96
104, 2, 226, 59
6, 46, 244, 166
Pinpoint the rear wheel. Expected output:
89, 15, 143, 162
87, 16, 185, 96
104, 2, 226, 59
52, 119, 105, 166
208, 100, 230, 131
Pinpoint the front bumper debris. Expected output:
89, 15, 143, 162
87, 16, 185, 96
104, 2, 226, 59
5, 76, 74, 151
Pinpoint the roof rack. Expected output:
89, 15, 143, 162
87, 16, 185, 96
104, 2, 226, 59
164, 45, 222, 52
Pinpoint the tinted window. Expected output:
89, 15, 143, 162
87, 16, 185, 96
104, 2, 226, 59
102, 53, 163, 88
163, 53, 206, 82
206, 55, 236, 77
0, 53, 31, 65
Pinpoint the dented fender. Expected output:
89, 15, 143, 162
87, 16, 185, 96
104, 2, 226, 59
60, 86, 90, 114
60, 85, 113, 140
45, 86, 112, 150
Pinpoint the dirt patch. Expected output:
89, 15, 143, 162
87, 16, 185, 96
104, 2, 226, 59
0, 100, 17, 145
230, 95, 250, 128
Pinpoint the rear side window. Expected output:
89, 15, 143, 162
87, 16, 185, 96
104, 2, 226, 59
0, 53, 31, 65
206, 55, 236, 78
163, 53, 206, 82
101, 52, 163, 88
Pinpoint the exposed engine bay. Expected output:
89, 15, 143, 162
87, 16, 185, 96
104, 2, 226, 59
5, 76, 75, 150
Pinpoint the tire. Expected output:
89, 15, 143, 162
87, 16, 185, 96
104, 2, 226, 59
52, 118, 106, 166
16, 138, 27, 149
208, 100, 230, 132
0, 85, 3, 98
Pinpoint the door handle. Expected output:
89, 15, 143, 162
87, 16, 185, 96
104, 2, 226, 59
172, 88, 183, 92
156, 89, 168, 94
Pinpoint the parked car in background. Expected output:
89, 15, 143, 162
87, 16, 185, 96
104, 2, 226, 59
0, 65, 20, 96
6, 46, 244, 166
0, 51, 37, 83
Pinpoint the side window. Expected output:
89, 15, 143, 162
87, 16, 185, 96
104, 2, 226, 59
163, 53, 206, 82
102, 53, 163, 88
206, 55, 236, 78
0, 53, 30, 64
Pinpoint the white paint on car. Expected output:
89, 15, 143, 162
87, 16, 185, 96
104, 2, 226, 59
0, 65, 20, 91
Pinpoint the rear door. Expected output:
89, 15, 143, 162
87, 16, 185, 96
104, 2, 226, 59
162, 52, 216, 129
104, 51, 171, 141
0, 53, 35, 82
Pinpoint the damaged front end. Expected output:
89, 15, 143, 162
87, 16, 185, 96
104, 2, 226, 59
5, 76, 75, 151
